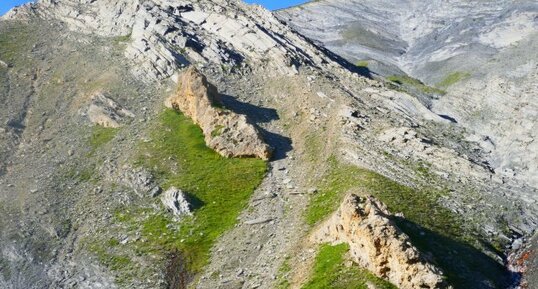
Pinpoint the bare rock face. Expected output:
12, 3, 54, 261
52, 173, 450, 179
161, 187, 192, 217
3, 0, 344, 82
313, 194, 449, 289
87, 92, 134, 128
166, 67, 272, 160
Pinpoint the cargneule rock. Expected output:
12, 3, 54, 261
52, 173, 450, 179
312, 194, 450, 289
166, 67, 273, 160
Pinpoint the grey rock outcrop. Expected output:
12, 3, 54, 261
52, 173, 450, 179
161, 187, 192, 218
166, 67, 273, 160
278, 0, 538, 79
313, 194, 449, 289
86, 92, 134, 128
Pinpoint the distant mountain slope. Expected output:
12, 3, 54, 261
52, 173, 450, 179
278, 0, 538, 80
279, 0, 538, 194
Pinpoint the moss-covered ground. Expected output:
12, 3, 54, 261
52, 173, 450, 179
356, 60, 369, 68
89, 126, 119, 152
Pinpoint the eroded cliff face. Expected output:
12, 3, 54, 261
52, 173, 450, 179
166, 67, 272, 160
313, 194, 449, 289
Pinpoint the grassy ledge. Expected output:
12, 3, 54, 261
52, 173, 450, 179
303, 243, 397, 289
436, 72, 470, 89
387, 75, 446, 95
356, 60, 369, 68
305, 157, 511, 288
90, 109, 267, 285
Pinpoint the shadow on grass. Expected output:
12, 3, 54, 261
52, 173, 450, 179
393, 217, 514, 289
166, 251, 194, 289
221, 94, 293, 161
184, 192, 205, 211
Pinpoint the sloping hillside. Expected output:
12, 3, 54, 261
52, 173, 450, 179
0, 0, 536, 288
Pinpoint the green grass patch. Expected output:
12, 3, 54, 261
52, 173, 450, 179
387, 75, 446, 95
113, 33, 132, 45
436, 72, 470, 89
89, 126, 118, 151
89, 242, 132, 271
356, 60, 369, 68
303, 243, 397, 289
306, 157, 511, 288
104, 109, 266, 281
88, 241, 136, 285
305, 157, 456, 236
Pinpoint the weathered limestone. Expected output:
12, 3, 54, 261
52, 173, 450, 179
87, 92, 134, 128
166, 67, 272, 160
312, 194, 449, 289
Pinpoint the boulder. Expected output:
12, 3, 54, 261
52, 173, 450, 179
166, 67, 273, 160
312, 194, 450, 289
161, 187, 193, 218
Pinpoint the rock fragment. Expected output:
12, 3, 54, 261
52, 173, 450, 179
244, 217, 274, 225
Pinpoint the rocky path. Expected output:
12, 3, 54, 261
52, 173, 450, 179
197, 126, 309, 289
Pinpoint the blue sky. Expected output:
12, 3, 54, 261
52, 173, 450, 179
1, 0, 309, 15
0, 0, 33, 16
244, 0, 309, 10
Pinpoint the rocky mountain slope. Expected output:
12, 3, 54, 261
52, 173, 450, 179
0, 0, 537, 289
